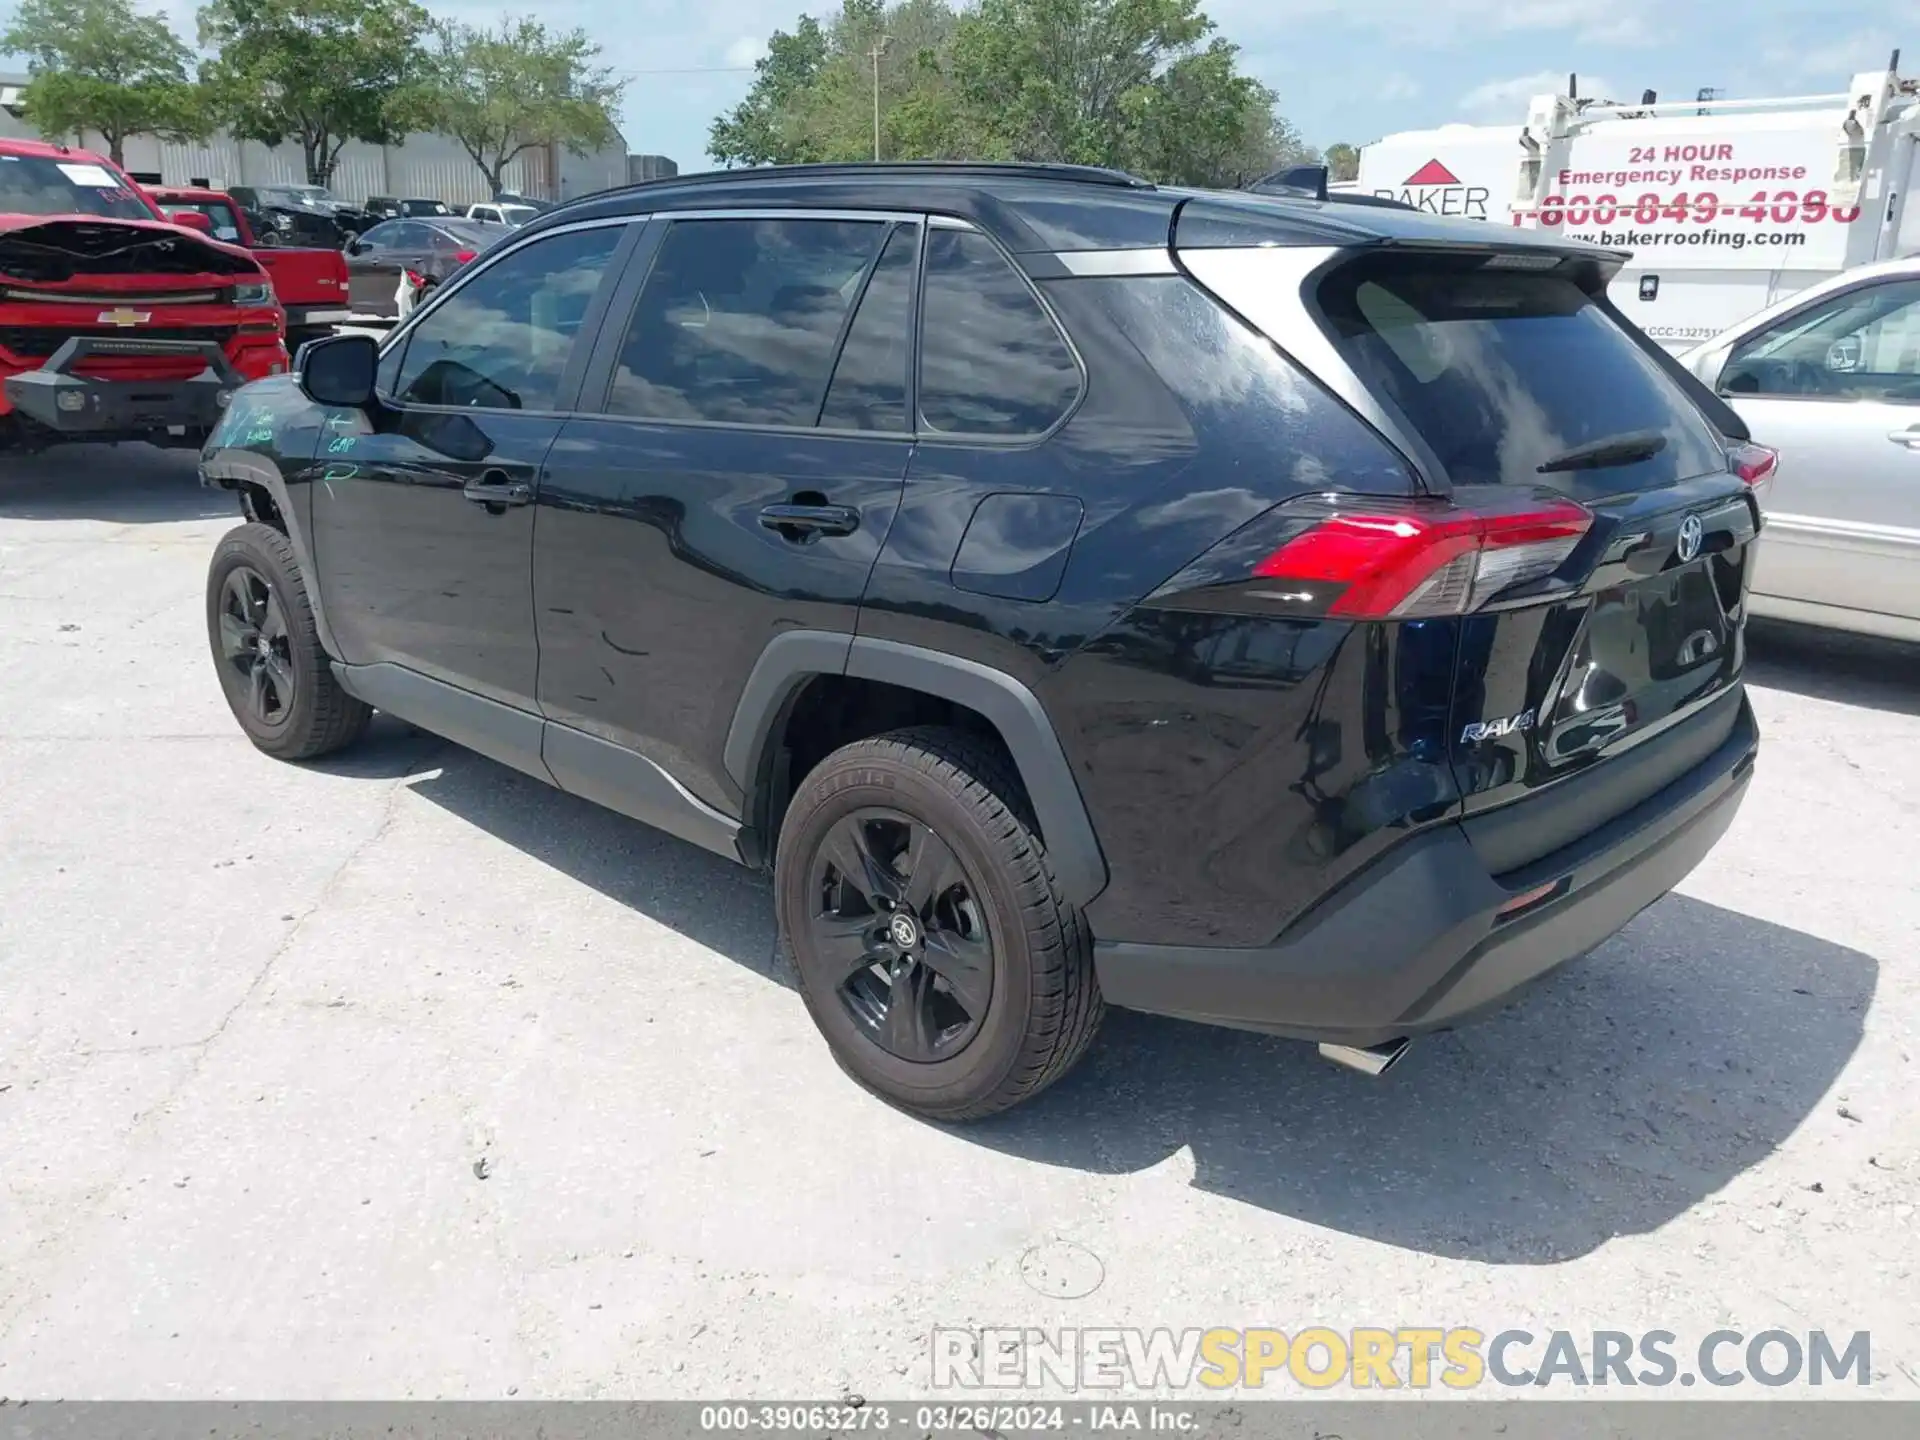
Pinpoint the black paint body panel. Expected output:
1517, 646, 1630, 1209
200, 166, 1757, 1055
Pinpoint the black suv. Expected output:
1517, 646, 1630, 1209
200, 162, 1764, 1119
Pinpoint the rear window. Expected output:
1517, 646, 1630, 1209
1318, 255, 1725, 496
166, 199, 243, 243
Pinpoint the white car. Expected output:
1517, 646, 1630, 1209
465, 202, 539, 228
1682, 257, 1920, 644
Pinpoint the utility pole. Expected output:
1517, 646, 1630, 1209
869, 36, 890, 161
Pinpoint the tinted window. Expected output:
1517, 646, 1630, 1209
919, 229, 1080, 436
1721, 280, 1920, 403
390, 225, 621, 412
820, 225, 918, 432
168, 199, 243, 243
358, 221, 408, 250
605, 218, 887, 426
1319, 255, 1726, 497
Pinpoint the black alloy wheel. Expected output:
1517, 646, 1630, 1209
809, 807, 994, 1063
216, 564, 295, 730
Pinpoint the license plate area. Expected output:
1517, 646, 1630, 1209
1544, 558, 1735, 761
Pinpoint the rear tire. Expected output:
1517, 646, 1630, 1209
206, 522, 370, 761
775, 726, 1103, 1121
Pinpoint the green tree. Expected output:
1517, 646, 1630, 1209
424, 17, 626, 196
0, 0, 206, 165
709, 15, 832, 165
197, 0, 432, 185
1323, 141, 1359, 182
709, 0, 1296, 186
953, 0, 1288, 186
712, 0, 976, 166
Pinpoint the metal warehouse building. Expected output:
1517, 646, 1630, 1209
0, 74, 645, 207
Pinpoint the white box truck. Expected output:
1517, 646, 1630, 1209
1354, 56, 1920, 349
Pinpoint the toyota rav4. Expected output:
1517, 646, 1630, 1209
200, 162, 1764, 1119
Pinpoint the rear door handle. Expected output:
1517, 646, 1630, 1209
759, 503, 860, 539
462, 469, 532, 509
1887, 428, 1920, 449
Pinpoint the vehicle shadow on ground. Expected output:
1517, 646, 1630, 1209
971, 894, 1874, 1263
398, 734, 791, 989
387, 732, 1875, 1266
1746, 620, 1920, 717
0, 445, 233, 524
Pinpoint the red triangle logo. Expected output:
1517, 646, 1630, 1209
1404, 158, 1462, 186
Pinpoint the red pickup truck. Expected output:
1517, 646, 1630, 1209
150, 186, 351, 351
0, 138, 288, 452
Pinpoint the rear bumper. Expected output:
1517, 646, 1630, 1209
2, 337, 250, 435
1094, 693, 1758, 1045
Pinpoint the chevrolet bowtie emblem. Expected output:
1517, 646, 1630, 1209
97, 308, 151, 327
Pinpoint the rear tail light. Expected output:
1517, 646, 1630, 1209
1252, 496, 1593, 620
405, 269, 426, 287
1730, 442, 1778, 489
453, 249, 476, 264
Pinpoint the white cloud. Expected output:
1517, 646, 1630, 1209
1460, 69, 1619, 115
724, 34, 770, 70
1762, 29, 1897, 81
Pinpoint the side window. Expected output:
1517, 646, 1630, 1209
603, 217, 887, 427
919, 229, 1080, 436
359, 221, 404, 250
389, 225, 623, 412
1722, 280, 1920, 403
820, 224, 918, 432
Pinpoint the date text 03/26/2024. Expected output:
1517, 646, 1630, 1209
697, 1405, 1193, 1433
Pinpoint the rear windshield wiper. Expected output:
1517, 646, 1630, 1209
1537, 430, 1668, 473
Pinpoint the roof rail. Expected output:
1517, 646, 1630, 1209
591, 160, 1157, 200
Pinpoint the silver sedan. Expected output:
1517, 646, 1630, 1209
1682, 256, 1920, 644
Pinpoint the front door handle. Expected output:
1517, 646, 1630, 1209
759, 502, 860, 539
1888, 428, 1920, 449
462, 469, 532, 510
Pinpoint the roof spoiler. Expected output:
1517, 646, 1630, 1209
1248, 165, 1423, 211
1248, 164, 1330, 201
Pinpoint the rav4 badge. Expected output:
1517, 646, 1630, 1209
1461, 709, 1537, 744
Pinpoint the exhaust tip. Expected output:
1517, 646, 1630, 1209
1318, 1038, 1412, 1077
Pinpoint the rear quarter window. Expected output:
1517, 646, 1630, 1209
918, 229, 1081, 437
1318, 254, 1726, 498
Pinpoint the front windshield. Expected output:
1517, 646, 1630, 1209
0, 153, 158, 222
501, 205, 536, 225
288, 186, 333, 204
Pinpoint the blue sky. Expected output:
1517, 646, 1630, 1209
82, 2, 1917, 173
486, 0, 1899, 171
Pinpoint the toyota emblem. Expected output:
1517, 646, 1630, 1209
1677, 514, 1704, 564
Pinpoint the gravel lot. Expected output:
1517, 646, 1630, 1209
2, 445, 1916, 1400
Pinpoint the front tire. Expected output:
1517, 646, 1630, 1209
775, 727, 1103, 1121
206, 522, 370, 760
